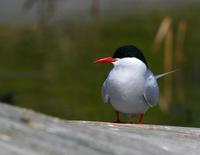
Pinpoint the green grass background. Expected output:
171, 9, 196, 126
0, 6, 200, 127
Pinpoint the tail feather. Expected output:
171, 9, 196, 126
156, 70, 177, 79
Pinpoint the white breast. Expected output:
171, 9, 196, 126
105, 58, 150, 115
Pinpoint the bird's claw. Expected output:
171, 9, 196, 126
135, 121, 144, 125
112, 120, 124, 123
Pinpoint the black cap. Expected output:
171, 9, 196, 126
112, 45, 147, 66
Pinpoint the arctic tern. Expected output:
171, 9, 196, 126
95, 45, 175, 124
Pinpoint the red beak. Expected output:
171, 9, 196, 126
95, 57, 118, 63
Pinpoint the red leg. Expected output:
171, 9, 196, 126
135, 114, 144, 124
112, 111, 123, 123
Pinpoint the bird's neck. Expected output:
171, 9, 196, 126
113, 58, 147, 74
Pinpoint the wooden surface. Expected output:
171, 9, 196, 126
0, 103, 200, 155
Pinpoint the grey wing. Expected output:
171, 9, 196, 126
143, 71, 159, 107
101, 80, 110, 103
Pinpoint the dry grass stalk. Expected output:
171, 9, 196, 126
153, 17, 187, 111
153, 17, 173, 111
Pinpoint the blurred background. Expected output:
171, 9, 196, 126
0, 0, 200, 127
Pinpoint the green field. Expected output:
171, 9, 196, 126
0, 6, 200, 127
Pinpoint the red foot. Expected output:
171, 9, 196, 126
135, 121, 144, 125
135, 114, 144, 124
112, 111, 125, 123
112, 120, 124, 123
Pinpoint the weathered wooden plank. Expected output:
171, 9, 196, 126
0, 103, 199, 155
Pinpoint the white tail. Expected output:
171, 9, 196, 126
156, 70, 177, 79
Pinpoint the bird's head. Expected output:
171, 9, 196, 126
95, 45, 147, 67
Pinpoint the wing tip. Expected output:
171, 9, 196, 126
156, 69, 177, 79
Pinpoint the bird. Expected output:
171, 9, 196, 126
95, 45, 175, 124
